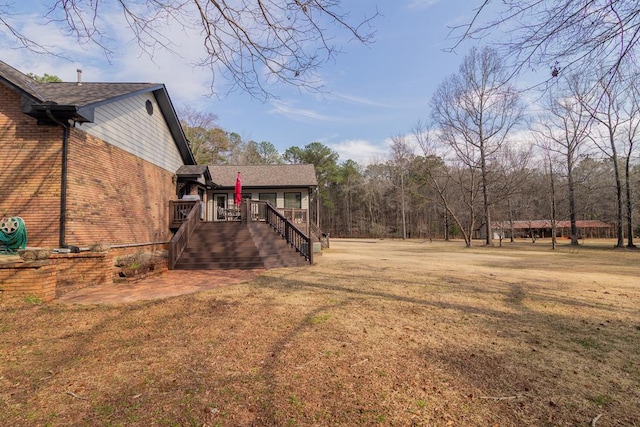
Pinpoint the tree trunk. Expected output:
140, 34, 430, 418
481, 140, 492, 246
401, 172, 407, 240
549, 161, 557, 250
625, 155, 636, 248
567, 153, 579, 246
444, 210, 449, 241
508, 199, 515, 243
608, 128, 624, 248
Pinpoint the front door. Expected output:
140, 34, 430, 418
214, 194, 227, 221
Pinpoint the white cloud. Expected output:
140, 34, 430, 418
327, 139, 389, 165
269, 99, 348, 122
329, 92, 393, 108
0, 3, 221, 105
406, 0, 440, 10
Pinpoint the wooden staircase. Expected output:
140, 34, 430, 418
172, 221, 309, 270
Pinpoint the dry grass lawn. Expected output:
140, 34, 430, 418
1, 238, 639, 426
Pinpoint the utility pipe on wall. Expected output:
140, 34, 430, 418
45, 109, 70, 248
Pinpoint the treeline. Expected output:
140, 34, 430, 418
180, 121, 640, 244
181, 47, 640, 247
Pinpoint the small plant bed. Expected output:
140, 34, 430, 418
115, 251, 167, 282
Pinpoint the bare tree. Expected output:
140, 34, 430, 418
362, 162, 393, 239
621, 75, 640, 248
453, 1, 640, 86
239, 141, 283, 165
490, 143, 532, 244
534, 76, 592, 246
336, 160, 364, 238
413, 120, 476, 246
430, 46, 523, 246
390, 135, 415, 240
179, 106, 238, 164
573, 72, 627, 247
1, 1, 377, 98
543, 150, 562, 250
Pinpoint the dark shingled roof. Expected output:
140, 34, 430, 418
209, 165, 317, 188
0, 59, 195, 166
0, 60, 158, 105
37, 82, 161, 106
177, 165, 210, 175
0, 60, 43, 99
176, 165, 212, 179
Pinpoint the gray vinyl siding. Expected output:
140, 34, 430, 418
78, 93, 184, 172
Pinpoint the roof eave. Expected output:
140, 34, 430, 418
75, 84, 197, 166
27, 103, 92, 124
153, 86, 196, 166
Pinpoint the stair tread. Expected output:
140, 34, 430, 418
172, 221, 309, 270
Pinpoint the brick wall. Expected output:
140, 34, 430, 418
1, 85, 179, 248
54, 252, 112, 297
0, 243, 168, 301
65, 129, 177, 246
0, 85, 62, 248
0, 261, 57, 302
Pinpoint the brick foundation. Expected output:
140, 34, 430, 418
53, 251, 112, 297
0, 242, 168, 301
0, 261, 57, 302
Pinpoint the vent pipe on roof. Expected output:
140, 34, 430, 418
76, 69, 82, 86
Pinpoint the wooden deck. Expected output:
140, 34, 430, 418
168, 199, 313, 269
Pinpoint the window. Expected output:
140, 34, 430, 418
284, 192, 301, 209
259, 193, 277, 206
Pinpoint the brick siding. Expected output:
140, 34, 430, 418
1, 85, 179, 248
1, 83, 180, 302
0, 85, 63, 248
65, 129, 176, 246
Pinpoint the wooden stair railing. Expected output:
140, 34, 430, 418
309, 221, 329, 249
168, 201, 200, 270
169, 200, 199, 229
247, 200, 313, 264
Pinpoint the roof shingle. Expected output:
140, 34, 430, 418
0, 60, 159, 106
0, 59, 196, 166
208, 165, 317, 188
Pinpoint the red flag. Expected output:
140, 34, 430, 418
234, 171, 242, 205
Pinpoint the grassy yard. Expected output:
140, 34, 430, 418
1, 238, 639, 426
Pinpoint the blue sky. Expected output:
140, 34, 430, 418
1, 1, 490, 165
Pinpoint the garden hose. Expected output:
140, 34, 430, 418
0, 217, 28, 254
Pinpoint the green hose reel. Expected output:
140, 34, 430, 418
0, 217, 28, 254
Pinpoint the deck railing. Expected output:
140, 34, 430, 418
247, 200, 313, 264
168, 201, 199, 270
169, 200, 198, 229
279, 208, 308, 225
309, 221, 329, 249
168, 199, 313, 266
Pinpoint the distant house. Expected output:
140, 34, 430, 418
490, 220, 613, 240
0, 60, 195, 249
